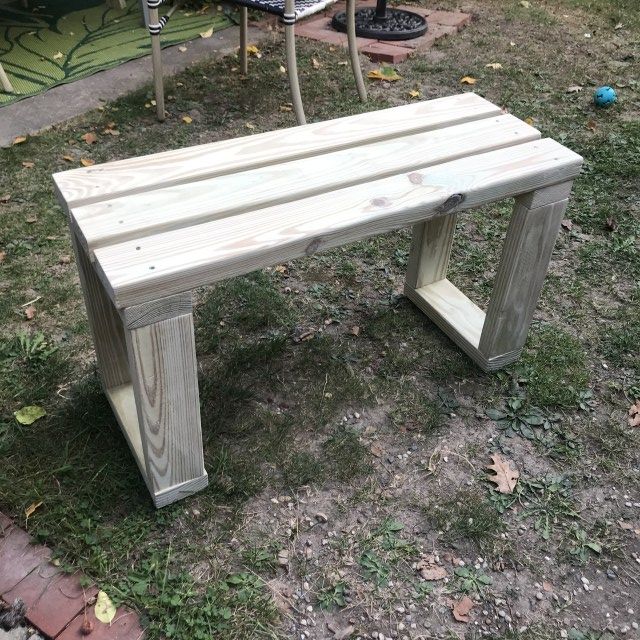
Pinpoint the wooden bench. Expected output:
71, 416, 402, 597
53, 93, 582, 508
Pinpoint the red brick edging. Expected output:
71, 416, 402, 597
0, 512, 143, 640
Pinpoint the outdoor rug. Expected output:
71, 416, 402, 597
0, 0, 231, 105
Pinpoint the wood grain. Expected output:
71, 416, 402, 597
125, 313, 206, 496
72, 115, 539, 254
91, 138, 583, 308
70, 232, 130, 388
53, 93, 502, 207
121, 292, 193, 329
478, 197, 569, 359
405, 214, 458, 290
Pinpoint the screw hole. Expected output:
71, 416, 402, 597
136, 246, 141, 251
149, 265, 155, 270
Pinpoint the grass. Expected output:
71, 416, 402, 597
1, 0, 639, 637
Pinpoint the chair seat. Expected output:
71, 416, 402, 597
232, 0, 338, 21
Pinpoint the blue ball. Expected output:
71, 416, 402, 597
594, 86, 617, 107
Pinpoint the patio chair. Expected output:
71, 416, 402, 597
147, 0, 367, 125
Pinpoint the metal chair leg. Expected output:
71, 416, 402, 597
149, 4, 166, 121
284, 22, 305, 125
0, 63, 14, 93
240, 7, 248, 74
346, 0, 367, 102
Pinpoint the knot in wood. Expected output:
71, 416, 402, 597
407, 172, 423, 185
436, 193, 465, 213
370, 197, 391, 208
306, 237, 322, 255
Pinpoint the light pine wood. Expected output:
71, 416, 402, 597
477, 195, 570, 361
70, 233, 130, 388
125, 311, 207, 503
73, 115, 538, 254
52, 93, 502, 207
405, 279, 485, 357
91, 138, 582, 308
405, 214, 458, 290
518, 180, 573, 209
121, 292, 192, 329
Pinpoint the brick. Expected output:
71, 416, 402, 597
0, 512, 13, 532
391, 23, 457, 51
57, 606, 144, 640
3, 564, 97, 639
0, 528, 50, 594
360, 41, 410, 63
296, 18, 376, 50
426, 10, 472, 29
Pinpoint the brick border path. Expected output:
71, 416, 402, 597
294, 1, 471, 63
0, 512, 143, 640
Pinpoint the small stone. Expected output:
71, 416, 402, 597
536, 592, 543, 601
631, 622, 638, 630
581, 576, 589, 585
607, 569, 617, 579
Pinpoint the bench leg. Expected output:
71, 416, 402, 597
404, 183, 572, 371
121, 294, 208, 508
71, 233, 130, 389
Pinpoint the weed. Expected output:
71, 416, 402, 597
564, 526, 602, 565
453, 566, 493, 595
0, 331, 58, 367
359, 551, 389, 585
281, 451, 325, 488
317, 581, 348, 609
323, 427, 371, 481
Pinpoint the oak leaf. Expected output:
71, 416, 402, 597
629, 401, 640, 428
452, 595, 474, 622
486, 453, 519, 493
81, 132, 97, 144
417, 556, 447, 581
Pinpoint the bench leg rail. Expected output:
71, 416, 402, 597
405, 183, 573, 372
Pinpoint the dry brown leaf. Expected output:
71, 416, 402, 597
628, 401, 640, 427
543, 581, 553, 592
80, 158, 95, 167
452, 596, 474, 622
586, 119, 597, 132
370, 442, 384, 457
279, 104, 292, 112
53, 51, 63, 60
182, 115, 193, 124
24, 305, 36, 320
486, 453, 519, 494
22, 161, 35, 169
0, 251, 6, 264
408, 89, 421, 98
245, 122, 256, 130
312, 57, 321, 69
485, 62, 503, 69
274, 264, 287, 273
25, 501, 43, 518
460, 76, 477, 85
417, 556, 447, 581
327, 622, 355, 640
13, 135, 27, 145
59, 255, 71, 265
524, 116, 535, 125
561, 219, 573, 231
178, 45, 187, 52
246, 45, 261, 58
81, 132, 98, 144
350, 326, 360, 336
200, 26, 214, 38
566, 85, 583, 93
62, 155, 74, 162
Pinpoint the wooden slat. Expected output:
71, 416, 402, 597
404, 278, 485, 353
121, 292, 193, 329
93, 138, 583, 308
72, 115, 539, 254
53, 93, 501, 207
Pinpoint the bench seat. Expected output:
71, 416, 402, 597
54, 93, 582, 507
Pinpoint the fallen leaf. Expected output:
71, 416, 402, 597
561, 219, 573, 231
200, 26, 214, 38
408, 89, 421, 98
629, 401, 640, 428
486, 453, 519, 494
519, 0, 530, 6
246, 44, 262, 58
452, 596, 474, 622
614, 22, 623, 30
524, 116, 535, 125
94, 591, 116, 624
21, 161, 35, 168
312, 57, 321, 69
26, 215, 37, 224
417, 556, 447, 581
25, 501, 43, 518
0, 251, 6, 263
327, 622, 355, 640
59, 255, 71, 264
24, 305, 36, 320
245, 122, 256, 130
566, 85, 583, 93
279, 104, 292, 112
543, 581, 553, 592
178, 45, 187, 52
370, 442, 384, 458
13, 135, 27, 145
0, 194, 10, 203
279, 65, 286, 73
80, 158, 95, 167
460, 76, 477, 85
485, 62, 503, 69
14, 405, 46, 425
274, 264, 287, 273
62, 155, 74, 162
53, 51, 63, 60
585, 119, 597, 132
368, 67, 401, 81
350, 326, 360, 336
81, 132, 97, 144
182, 115, 193, 124
277, 549, 289, 568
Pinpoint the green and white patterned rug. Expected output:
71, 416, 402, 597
0, 0, 231, 105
